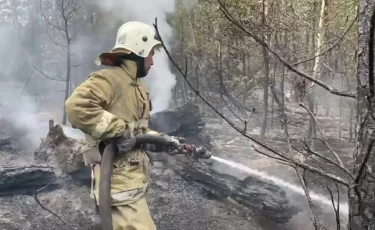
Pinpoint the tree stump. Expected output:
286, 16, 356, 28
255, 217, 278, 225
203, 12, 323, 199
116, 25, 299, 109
34, 121, 86, 175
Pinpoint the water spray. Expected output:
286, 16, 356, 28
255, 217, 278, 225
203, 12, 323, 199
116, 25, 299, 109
211, 156, 349, 216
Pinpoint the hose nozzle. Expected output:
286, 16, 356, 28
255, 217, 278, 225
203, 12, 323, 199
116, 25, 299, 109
182, 144, 212, 159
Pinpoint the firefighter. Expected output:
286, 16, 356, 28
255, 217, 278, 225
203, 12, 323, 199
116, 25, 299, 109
65, 21, 175, 230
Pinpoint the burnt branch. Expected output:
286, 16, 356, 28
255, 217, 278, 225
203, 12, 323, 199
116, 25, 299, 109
252, 146, 290, 163
244, 108, 256, 133
299, 103, 345, 168
296, 168, 323, 230
45, 24, 68, 47
217, 0, 355, 99
21, 43, 47, 93
280, 112, 323, 230
40, 0, 65, 31
301, 140, 353, 180
70, 62, 87, 68
33, 64, 65, 82
34, 174, 80, 230
153, 17, 350, 187
222, 97, 245, 122
327, 184, 341, 230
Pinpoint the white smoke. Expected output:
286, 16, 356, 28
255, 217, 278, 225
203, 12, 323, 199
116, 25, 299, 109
0, 1, 178, 151
95, 0, 177, 113
0, 25, 43, 149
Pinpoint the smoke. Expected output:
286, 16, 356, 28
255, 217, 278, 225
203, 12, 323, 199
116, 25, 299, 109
0, 25, 44, 148
0, 0, 177, 151
95, 0, 177, 113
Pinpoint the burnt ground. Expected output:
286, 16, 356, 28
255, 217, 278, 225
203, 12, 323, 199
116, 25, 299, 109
0, 116, 295, 230
202, 99, 354, 229
0, 97, 354, 230
0, 154, 293, 230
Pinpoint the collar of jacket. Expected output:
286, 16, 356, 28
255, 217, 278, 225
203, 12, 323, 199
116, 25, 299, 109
120, 59, 137, 80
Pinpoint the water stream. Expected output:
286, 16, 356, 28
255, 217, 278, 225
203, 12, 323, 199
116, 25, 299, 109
212, 156, 349, 216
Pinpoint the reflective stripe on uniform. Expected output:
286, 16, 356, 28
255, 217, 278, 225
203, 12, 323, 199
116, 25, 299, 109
90, 165, 96, 199
89, 118, 150, 204
91, 111, 150, 139
91, 111, 116, 139
111, 188, 143, 203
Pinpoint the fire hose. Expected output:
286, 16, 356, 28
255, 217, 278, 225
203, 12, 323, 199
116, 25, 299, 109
99, 134, 211, 230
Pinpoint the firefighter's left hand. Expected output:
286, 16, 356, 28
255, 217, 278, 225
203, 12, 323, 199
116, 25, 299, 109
165, 135, 180, 149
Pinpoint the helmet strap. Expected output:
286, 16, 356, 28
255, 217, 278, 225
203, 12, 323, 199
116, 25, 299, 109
135, 58, 146, 78
117, 53, 146, 78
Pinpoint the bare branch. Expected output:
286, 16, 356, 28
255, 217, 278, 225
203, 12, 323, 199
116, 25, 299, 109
299, 103, 345, 168
40, 0, 65, 31
217, 0, 355, 99
244, 108, 256, 133
21, 42, 47, 93
45, 24, 68, 47
301, 140, 353, 180
34, 174, 79, 230
66, 5, 80, 20
296, 168, 323, 229
321, 61, 342, 78
293, 12, 357, 66
327, 184, 341, 230
70, 62, 87, 68
33, 64, 65, 82
222, 97, 245, 123
253, 146, 290, 163
153, 17, 350, 187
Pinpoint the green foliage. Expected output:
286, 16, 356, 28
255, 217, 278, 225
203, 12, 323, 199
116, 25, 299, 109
4, 0, 358, 102
167, 0, 358, 96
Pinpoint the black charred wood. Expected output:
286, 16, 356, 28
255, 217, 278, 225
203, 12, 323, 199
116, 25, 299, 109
0, 165, 57, 196
181, 165, 299, 224
149, 102, 211, 148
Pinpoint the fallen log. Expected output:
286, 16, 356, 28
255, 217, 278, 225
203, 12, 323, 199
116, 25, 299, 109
0, 165, 56, 196
180, 164, 298, 224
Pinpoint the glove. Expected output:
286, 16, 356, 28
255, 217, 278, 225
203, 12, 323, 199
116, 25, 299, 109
144, 134, 184, 153
115, 136, 136, 154
165, 135, 180, 148
164, 135, 186, 153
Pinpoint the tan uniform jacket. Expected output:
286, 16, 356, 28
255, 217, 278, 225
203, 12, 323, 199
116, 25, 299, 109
65, 60, 156, 206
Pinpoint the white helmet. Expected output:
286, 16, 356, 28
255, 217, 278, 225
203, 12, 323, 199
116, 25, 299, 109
112, 21, 162, 58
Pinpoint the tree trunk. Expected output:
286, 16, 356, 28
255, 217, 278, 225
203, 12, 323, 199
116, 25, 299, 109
307, 0, 326, 150
349, 2, 375, 229
349, 103, 354, 141
195, 58, 199, 103
260, 0, 270, 141
271, 61, 276, 127
62, 14, 72, 125
281, 66, 285, 112
242, 52, 247, 103
339, 76, 343, 142
219, 42, 224, 124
